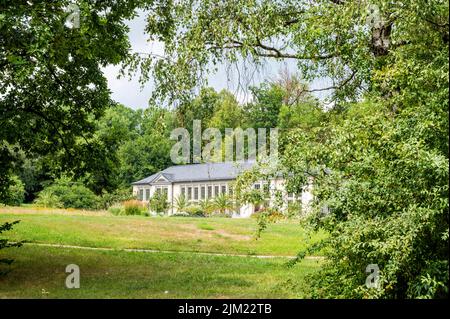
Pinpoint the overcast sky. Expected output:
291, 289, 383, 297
102, 11, 332, 110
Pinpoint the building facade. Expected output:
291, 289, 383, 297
132, 161, 313, 217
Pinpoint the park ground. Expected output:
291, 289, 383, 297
0, 206, 326, 298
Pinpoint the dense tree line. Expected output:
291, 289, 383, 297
1, 75, 320, 206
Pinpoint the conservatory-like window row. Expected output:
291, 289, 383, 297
180, 183, 232, 201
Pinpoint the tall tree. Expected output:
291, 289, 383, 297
176, 87, 219, 133
245, 83, 284, 129
117, 106, 175, 185
208, 90, 243, 132
0, 0, 140, 198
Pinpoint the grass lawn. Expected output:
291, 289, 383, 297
0, 206, 325, 298
0, 206, 327, 256
0, 245, 321, 298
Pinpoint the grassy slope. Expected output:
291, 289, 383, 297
0, 210, 326, 256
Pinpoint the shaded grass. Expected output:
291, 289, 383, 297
0, 245, 321, 298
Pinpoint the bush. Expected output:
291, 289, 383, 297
34, 178, 99, 209
0, 176, 25, 206
99, 188, 135, 210
185, 205, 206, 217
123, 200, 146, 216
286, 201, 302, 219
34, 190, 63, 208
148, 192, 169, 214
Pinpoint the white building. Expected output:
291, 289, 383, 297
132, 161, 313, 217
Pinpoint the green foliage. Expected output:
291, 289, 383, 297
207, 90, 243, 132
176, 87, 219, 133
34, 178, 99, 209
284, 93, 448, 298
184, 205, 206, 217
246, 83, 284, 129
286, 201, 302, 219
0, 1, 140, 195
33, 190, 63, 209
117, 106, 174, 185
174, 194, 188, 213
98, 188, 135, 210
123, 200, 146, 216
0, 176, 25, 206
144, 0, 449, 299
212, 193, 235, 216
148, 192, 169, 215
198, 198, 214, 215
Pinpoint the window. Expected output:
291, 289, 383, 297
207, 186, 213, 198
221, 185, 226, 194
254, 183, 261, 190
181, 187, 186, 198
187, 187, 192, 200
139, 189, 144, 201
145, 189, 150, 201
194, 187, 199, 200
201, 186, 206, 199
214, 185, 219, 197
155, 186, 168, 199
228, 186, 233, 196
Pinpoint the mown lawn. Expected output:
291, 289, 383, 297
0, 206, 325, 298
0, 207, 327, 256
0, 245, 321, 298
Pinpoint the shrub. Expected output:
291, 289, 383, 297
185, 205, 206, 217
212, 194, 235, 216
0, 176, 25, 206
174, 194, 188, 213
34, 190, 63, 208
198, 198, 214, 215
99, 188, 135, 210
123, 200, 146, 216
34, 178, 99, 209
148, 192, 168, 214
286, 201, 302, 219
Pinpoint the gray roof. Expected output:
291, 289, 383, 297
132, 161, 256, 185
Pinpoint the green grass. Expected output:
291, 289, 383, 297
0, 207, 326, 298
0, 210, 327, 256
0, 246, 321, 298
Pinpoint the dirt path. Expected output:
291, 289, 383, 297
21, 242, 325, 260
